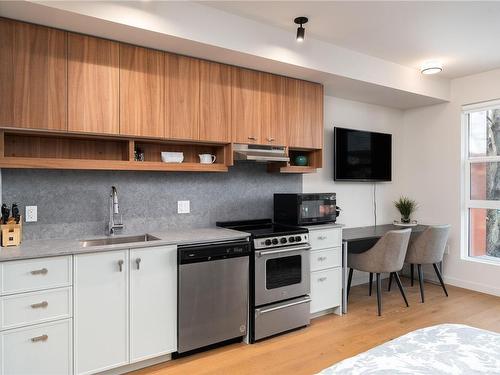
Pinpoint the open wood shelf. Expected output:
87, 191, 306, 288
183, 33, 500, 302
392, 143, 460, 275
0, 131, 230, 172
268, 148, 322, 174
279, 165, 318, 174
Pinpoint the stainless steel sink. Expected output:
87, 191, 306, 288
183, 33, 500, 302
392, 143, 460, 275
79, 234, 160, 248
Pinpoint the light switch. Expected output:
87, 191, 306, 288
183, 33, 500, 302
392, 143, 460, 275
177, 200, 190, 214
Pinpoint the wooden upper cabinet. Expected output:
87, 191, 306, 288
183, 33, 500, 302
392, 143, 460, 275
286, 78, 324, 149
261, 72, 286, 146
0, 19, 67, 131
120, 44, 164, 138
199, 61, 231, 143
68, 33, 119, 135
231, 67, 261, 144
165, 54, 200, 140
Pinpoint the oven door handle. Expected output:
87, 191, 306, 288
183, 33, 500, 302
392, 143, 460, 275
256, 244, 311, 257
256, 297, 312, 315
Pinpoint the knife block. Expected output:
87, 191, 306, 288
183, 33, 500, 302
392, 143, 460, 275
1, 217, 22, 247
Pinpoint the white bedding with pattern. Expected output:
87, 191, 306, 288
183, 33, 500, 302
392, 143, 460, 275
319, 324, 500, 375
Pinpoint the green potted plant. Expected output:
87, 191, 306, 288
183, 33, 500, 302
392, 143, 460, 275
394, 196, 418, 224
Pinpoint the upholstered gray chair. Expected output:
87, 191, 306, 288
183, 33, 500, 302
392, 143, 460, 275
389, 225, 450, 303
347, 229, 411, 316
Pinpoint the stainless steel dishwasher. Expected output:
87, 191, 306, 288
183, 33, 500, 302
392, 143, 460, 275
177, 239, 250, 354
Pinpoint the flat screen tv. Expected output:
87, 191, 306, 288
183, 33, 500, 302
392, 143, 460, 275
334, 127, 392, 182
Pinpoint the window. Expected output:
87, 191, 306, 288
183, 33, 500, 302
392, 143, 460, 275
463, 100, 500, 263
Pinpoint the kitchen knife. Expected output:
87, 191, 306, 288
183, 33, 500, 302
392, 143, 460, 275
12, 203, 20, 224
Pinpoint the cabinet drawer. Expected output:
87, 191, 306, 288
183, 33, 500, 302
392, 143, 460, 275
0, 287, 72, 331
310, 268, 341, 314
0, 256, 72, 296
0, 318, 73, 375
310, 247, 341, 272
309, 228, 341, 250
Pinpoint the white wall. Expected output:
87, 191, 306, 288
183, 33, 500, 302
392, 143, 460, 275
303, 96, 405, 285
402, 69, 500, 296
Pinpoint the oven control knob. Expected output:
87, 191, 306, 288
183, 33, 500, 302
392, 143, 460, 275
272, 238, 279, 245
265, 239, 272, 246
280, 237, 287, 244
295, 236, 302, 242
288, 236, 295, 243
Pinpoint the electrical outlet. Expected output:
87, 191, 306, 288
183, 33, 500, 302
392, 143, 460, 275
177, 200, 190, 214
25, 206, 37, 222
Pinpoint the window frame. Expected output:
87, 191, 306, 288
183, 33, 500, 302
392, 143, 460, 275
461, 99, 500, 266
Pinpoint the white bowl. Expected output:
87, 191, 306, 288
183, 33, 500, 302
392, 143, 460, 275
161, 152, 184, 163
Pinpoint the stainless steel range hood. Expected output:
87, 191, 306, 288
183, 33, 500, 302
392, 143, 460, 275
233, 144, 289, 163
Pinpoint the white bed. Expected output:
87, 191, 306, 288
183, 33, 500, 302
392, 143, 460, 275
319, 324, 500, 375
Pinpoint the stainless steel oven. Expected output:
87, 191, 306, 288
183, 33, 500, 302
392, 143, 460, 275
254, 243, 311, 306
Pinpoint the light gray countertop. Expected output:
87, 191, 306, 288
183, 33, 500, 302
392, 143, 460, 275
301, 223, 344, 230
0, 227, 249, 262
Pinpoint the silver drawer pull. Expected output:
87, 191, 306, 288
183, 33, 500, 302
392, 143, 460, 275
136, 258, 141, 270
31, 334, 48, 343
318, 256, 327, 261
31, 301, 48, 309
256, 297, 311, 315
30, 268, 48, 275
318, 277, 327, 282
118, 260, 124, 272
267, 137, 275, 142
318, 236, 327, 240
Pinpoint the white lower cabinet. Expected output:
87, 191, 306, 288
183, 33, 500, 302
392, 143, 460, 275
74, 250, 129, 375
74, 245, 177, 375
0, 318, 73, 375
130, 246, 177, 362
310, 268, 342, 314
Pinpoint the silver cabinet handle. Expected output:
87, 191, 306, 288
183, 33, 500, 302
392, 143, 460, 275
318, 256, 327, 261
136, 258, 141, 270
267, 137, 275, 142
247, 136, 257, 141
31, 301, 48, 309
31, 334, 48, 343
118, 260, 124, 272
318, 277, 327, 282
30, 268, 48, 275
318, 236, 327, 240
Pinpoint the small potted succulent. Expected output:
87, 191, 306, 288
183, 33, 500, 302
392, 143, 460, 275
394, 196, 418, 224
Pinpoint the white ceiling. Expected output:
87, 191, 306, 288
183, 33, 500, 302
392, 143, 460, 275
205, 1, 500, 79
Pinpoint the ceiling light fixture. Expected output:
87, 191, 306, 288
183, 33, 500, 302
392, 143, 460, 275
420, 61, 443, 75
294, 16, 308, 42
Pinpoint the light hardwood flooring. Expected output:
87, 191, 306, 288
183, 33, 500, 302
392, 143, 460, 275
133, 279, 500, 375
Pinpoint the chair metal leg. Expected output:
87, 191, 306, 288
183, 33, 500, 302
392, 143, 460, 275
347, 268, 353, 301
369, 272, 373, 296
410, 264, 414, 287
387, 272, 393, 292
376, 273, 382, 316
433, 263, 448, 297
417, 264, 425, 303
394, 272, 409, 307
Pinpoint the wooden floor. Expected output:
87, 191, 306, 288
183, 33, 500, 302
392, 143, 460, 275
133, 279, 500, 375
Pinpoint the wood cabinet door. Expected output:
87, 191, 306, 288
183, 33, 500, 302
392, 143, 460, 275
261, 72, 286, 146
0, 19, 67, 131
231, 67, 261, 144
130, 246, 177, 362
68, 34, 119, 135
200, 61, 231, 142
286, 78, 323, 149
74, 250, 129, 375
120, 44, 164, 138
165, 54, 200, 140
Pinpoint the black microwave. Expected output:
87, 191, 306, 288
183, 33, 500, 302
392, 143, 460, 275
274, 193, 338, 226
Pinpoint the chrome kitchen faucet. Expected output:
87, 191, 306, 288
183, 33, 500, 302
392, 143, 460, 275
108, 186, 124, 235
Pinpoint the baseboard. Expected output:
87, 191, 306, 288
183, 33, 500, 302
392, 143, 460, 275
443, 276, 500, 297
99, 354, 171, 375
350, 272, 389, 287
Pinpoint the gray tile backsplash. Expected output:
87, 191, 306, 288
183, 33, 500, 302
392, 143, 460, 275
1, 162, 302, 240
